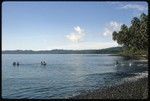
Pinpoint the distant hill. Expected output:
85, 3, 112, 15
2, 47, 123, 54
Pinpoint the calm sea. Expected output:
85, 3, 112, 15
2, 54, 148, 99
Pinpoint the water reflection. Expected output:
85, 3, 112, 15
2, 54, 148, 99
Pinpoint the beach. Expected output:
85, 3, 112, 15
71, 77, 148, 99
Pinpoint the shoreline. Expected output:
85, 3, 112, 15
109, 54, 148, 60
71, 77, 148, 99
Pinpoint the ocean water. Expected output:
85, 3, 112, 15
2, 54, 148, 99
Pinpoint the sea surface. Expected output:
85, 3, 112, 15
2, 54, 148, 99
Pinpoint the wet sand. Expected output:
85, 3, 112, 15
71, 77, 148, 99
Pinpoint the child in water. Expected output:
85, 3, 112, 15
41, 61, 46, 66
13, 62, 16, 66
16, 62, 19, 66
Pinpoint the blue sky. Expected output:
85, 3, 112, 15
2, 1, 148, 50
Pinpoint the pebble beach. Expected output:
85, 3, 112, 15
71, 77, 148, 99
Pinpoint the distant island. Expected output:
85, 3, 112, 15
2, 47, 122, 54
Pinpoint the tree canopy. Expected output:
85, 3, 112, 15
112, 13, 148, 57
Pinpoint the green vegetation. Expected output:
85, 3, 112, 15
112, 13, 148, 59
2, 47, 122, 54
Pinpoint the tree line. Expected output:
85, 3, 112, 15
2, 47, 122, 54
112, 13, 148, 58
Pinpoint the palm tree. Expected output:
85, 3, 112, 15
112, 31, 118, 41
112, 13, 148, 57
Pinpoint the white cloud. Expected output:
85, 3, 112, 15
120, 4, 147, 11
106, 2, 147, 12
74, 26, 84, 34
103, 21, 122, 36
66, 26, 85, 43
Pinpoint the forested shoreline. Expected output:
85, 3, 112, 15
2, 47, 122, 54
112, 13, 148, 59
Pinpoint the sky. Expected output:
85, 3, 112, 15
2, 1, 148, 50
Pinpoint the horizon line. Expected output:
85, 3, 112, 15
2, 46, 121, 51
